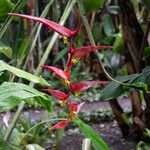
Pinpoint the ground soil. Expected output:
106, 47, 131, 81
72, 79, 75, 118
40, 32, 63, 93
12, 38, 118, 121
60, 121, 136, 150
0, 98, 137, 150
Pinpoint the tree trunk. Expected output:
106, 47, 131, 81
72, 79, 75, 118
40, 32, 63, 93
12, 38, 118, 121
118, 0, 150, 140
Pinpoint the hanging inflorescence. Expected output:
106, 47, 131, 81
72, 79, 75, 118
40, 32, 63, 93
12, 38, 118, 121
9, 13, 112, 129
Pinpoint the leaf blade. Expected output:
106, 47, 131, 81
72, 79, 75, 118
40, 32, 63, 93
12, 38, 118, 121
0, 60, 50, 86
74, 118, 109, 150
0, 82, 52, 113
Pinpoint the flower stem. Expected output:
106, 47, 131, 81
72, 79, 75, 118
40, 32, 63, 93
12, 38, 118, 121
3, 101, 25, 141
4, 0, 77, 142
77, 1, 118, 82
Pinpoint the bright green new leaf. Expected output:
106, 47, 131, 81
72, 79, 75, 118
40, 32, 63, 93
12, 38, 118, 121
0, 82, 52, 113
73, 118, 109, 150
0, 60, 50, 86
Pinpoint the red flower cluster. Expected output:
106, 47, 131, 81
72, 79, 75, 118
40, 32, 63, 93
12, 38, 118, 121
9, 13, 112, 129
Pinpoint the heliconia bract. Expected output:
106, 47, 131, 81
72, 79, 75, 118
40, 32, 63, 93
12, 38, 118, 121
8, 13, 80, 38
72, 46, 112, 57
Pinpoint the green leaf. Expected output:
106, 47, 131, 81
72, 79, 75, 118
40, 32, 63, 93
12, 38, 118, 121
143, 47, 150, 58
129, 66, 150, 84
103, 14, 115, 36
0, 140, 18, 150
0, 0, 15, 22
35, 96, 52, 113
0, 71, 9, 83
113, 33, 123, 53
81, 0, 105, 12
100, 74, 138, 101
107, 5, 120, 15
142, 0, 150, 9
0, 82, 52, 113
17, 37, 31, 60
100, 66, 150, 101
53, 48, 68, 64
0, 60, 50, 86
0, 72, 3, 76
0, 129, 23, 150
100, 82, 128, 101
9, 129, 24, 147
73, 118, 109, 150
0, 0, 26, 38
0, 41, 12, 58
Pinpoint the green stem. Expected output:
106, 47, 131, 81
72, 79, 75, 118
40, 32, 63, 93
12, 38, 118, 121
4, 0, 77, 142
77, 1, 146, 91
24, 118, 66, 138
3, 101, 25, 141
77, 1, 121, 83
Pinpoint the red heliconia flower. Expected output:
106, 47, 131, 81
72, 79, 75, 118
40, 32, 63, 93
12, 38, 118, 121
51, 102, 85, 130
43, 89, 70, 106
43, 89, 69, 100
68, 102, 85, 114
72, 46, 112, 57
42, 65, 70, 85
51, 118, 70, 130
8, 13, 80, 38
71, 81, 109, 96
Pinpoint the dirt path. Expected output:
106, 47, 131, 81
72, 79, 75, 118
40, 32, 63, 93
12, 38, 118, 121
61, 121, 136, 150
80, 97, 132, 112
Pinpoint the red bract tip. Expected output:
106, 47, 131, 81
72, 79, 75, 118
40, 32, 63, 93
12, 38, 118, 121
68, 102, 85, 114
68, 102, 78, 112
8, 13, 79, 38
71, 81, 109, 92
43, 89, 68, 100
51, 102, 84, 130
72, 46, 112, 57
42, 65, 69, 80
51, 118, 70, 130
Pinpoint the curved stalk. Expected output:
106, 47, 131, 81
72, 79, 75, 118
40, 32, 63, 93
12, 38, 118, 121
24, 118, 66, 138
77, 0, 146, 92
